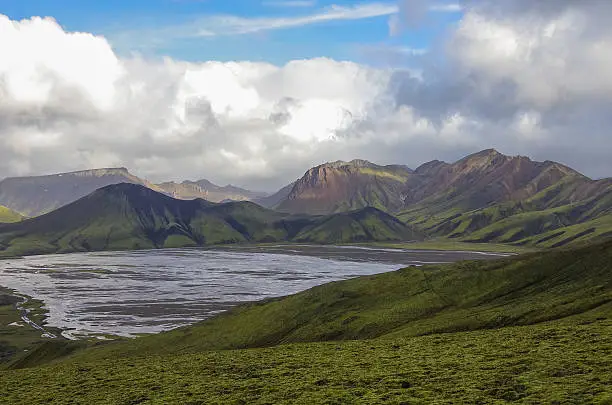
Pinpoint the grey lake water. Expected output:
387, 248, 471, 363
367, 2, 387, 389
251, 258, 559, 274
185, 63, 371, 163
0, 245, 512, 339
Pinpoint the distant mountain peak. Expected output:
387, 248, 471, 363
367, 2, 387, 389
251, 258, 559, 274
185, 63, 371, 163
0, 167, 159, 217
322, 159, 376, 169
460, 148, 505, 162
414, 160, 450, 175
155, 178, 266, 203
72, 167, 131, 177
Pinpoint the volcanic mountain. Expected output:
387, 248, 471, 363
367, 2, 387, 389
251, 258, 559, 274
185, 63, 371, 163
267, 149, 612, 247
276, 160, 413, 215
0, 183, 422, 257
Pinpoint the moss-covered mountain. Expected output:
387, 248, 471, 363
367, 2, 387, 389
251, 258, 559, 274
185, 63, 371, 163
400, 162, 612, 247
267, 150, 612, 247
273, 150, 590, 215
2, 239, 610, 403
0, 183, 422, 257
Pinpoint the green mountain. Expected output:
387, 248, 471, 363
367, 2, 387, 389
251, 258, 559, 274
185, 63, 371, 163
0, 206, 22, 223
3, 240, 610, 403
402, 171, 612, 247
0, 183, 422, 257
263, 150, 612, 247
0, 168, 163, 217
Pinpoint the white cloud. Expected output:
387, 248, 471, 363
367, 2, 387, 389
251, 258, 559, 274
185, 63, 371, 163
190, 3, 399, 36
0, 15, 124, 110
429, 3, 462, 12
111, 1, 462, 46
0, 3, 611, 191
263, 1, 317, 7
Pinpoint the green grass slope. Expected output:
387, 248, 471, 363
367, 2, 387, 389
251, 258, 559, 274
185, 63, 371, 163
1, 241, 611, 403
0, 206, 22, 223
398, 178, 612, 247
293, 207, 423, 243
0, 184, 421, 257
79, 239, 611, 359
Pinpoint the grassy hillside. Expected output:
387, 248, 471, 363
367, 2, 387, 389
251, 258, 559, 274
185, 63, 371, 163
398, 177, 612, 247
293, 207, 423, 243
75, 239, 611, 358
0, 184, 421, 257
1, 241, 610, 403
0, 206, 22, 223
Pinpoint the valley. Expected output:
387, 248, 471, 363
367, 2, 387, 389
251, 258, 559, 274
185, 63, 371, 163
3, 3, 612, 402
0, 149, 610, 404
1, 245, 481, 338
0, 239, 609, 403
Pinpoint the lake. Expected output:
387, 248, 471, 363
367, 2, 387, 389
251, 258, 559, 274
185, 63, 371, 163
0, 245, 511, 339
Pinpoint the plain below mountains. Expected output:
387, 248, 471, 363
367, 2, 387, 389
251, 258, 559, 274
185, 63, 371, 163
0, 183, 422, 257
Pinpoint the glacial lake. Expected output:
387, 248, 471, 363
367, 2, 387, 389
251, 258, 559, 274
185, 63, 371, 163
0, 245, 512, 339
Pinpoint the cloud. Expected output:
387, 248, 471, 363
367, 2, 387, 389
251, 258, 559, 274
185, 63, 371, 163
0, 2, 611, 192
389, 1, 462, 34
263, 0, 317, 7
183, 3, 399, 37
111, 1, 462, 48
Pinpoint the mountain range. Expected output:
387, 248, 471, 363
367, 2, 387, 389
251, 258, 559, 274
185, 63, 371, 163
0, 183, 422, 257
270, 149, 612, 247
0, 168, 268, 217
156, 180, 267, 203
0, 149, 610, 251
0, 168, 160, 217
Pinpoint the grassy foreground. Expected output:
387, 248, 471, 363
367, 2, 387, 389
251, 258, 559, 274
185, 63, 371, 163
0, 288, 65, 364
1, 241, 611, 403
2, 312, 611, 404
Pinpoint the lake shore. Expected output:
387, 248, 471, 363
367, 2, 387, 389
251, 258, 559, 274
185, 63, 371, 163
0, 286, 64, 365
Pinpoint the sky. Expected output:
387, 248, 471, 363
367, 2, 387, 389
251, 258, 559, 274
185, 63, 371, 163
0, 0, 611, 190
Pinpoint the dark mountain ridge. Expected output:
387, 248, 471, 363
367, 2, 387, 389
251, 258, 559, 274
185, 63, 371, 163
0, 183, 422, 257
264, 149, 611, 247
